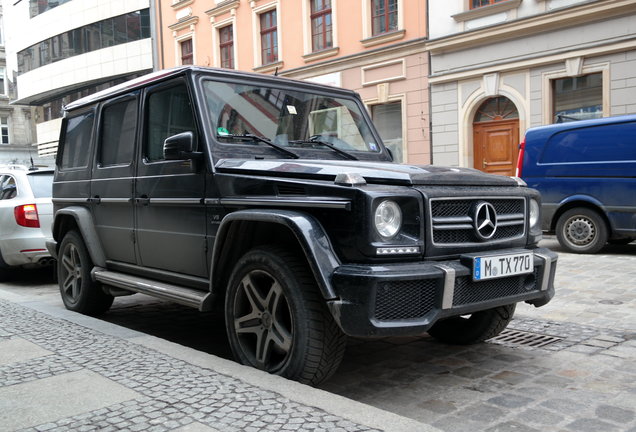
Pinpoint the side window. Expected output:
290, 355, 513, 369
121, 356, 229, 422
59, 110, 95, 169
99, 97, 137, 166
145, 83, 196, 162
0, 175, 17, 200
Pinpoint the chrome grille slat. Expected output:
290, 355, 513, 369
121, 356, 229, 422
430, 197, 526, 246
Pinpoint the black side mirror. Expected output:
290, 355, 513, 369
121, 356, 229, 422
163, 132, 197, 160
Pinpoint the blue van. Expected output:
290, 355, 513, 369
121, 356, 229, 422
518, 114, 636, 253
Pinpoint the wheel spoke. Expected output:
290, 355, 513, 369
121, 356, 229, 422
61, 253, 74, 274
270, 321, 292, 352
62, 274, 74, 296
255, 329, 273, 366
241, 274, 267, 313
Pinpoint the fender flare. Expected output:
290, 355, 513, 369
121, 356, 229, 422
53, 206, 107, 267
211, 209, 341, 300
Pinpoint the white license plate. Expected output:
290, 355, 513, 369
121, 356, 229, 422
473, 252, 533, 281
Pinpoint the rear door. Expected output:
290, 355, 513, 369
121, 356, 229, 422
134, 78, 208, 277
90, 93, 139, 264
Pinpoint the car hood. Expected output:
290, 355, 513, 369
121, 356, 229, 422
215, 159, 520, 187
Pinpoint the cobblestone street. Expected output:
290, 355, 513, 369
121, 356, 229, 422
1, 237, 635, 431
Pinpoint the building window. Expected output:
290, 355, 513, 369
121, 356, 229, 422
0, 67, 5, 96
372, 102, 403, 163
471, 0, 511, 8
552, 73, 603, 123
260, 10, 278, 65
0, 117, 9, 145
17, 9, 151, 75
180, 39, 193, 65
219, 25, 234, 69
372, 0, 398, 36
310, 0, 332, 52
29, 0, 73, 18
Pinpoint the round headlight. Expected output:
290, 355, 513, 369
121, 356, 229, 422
374, 200, 402, 239
529, 199, 540, 229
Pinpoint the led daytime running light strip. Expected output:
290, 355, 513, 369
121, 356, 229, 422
376, 246, 420, 255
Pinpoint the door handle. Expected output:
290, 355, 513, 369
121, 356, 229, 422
134, 195, 150, 206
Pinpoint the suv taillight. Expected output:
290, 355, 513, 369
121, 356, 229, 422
515, 137, 526, 177
14, 204, 40, 228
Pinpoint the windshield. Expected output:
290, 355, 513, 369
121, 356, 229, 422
202, 80, 381, 155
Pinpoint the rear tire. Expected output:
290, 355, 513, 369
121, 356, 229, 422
556, 207, 608, 254
58, 230, 113, 315
225, 246, 346, 385
428, 304, 516, 345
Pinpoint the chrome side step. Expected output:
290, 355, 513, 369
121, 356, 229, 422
91, 268, 213, 311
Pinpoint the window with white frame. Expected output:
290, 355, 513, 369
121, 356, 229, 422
552, 73, 603, 123
1, 117, 9, 145
310, 0, 332, 52
0, 67, 6, 96
259, 9, 278, 65
372, 0, 398, 36
180, 39, 193, 65
219, 25, 234, 69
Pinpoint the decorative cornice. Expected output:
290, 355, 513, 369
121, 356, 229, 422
253, 61, 284, 75
427, 0, 634, 55
302, 47, 340, 63
205, 0, 240, 18
171, 0, 194, 10
361, 29, 406, 48
452, 0, 522, 22
168, 16, 199, 32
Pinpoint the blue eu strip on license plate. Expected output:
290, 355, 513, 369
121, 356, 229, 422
473, 252, 534, 281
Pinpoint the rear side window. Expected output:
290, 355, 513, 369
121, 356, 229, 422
99, 97, 137, 166
541, 122, 636, 164
26, 173, 53, 198
145, 83, 196, 161
60, 111, 95, 169
0, 175, 17, 200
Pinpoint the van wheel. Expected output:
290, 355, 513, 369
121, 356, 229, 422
225, 246, 346, 385
58, 230, 113, 316
556, 208, 608, 254
428, 304, 516, 345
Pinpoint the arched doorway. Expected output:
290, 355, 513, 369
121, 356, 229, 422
473, 96, 520, 176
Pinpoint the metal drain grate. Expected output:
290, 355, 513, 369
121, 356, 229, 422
488, 329, 562, 349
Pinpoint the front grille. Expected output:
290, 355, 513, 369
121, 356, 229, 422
374, 279, 437, 321
430, 197, 526, 246
453, 269, 538, 306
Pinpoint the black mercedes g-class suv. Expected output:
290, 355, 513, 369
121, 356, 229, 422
49, 66, 557, 385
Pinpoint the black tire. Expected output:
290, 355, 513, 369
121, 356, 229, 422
556, 207, 608, 254
58, 230, 113, 315
225, 246, 346, 385
428, 304, 516, 345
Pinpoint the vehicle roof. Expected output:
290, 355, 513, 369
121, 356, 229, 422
526, 114, 636, 135
65, 66, 359, 112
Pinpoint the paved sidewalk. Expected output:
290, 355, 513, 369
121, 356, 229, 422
0, 289, 434, 432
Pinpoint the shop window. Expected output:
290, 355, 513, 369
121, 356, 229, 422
219, 25, 234, 69
260, 10, 278, 65
372, 102, 403, 162
552, 73, 602, 123
372, 0, 398, 36
180, 39, 193, 65
311, 0, 332, 52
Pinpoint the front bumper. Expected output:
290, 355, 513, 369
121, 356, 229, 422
327, 247, 557, 337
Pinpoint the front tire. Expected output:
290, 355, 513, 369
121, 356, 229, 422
428, 304, 516, 345
225, 246, 346, 385
58, 230, 113, 315
556, 207, 608, 254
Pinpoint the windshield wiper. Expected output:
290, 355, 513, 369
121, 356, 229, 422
217, 133, 300, 159
289, 138, 358, 160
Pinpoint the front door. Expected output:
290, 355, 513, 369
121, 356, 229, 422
472, 97, 520, 177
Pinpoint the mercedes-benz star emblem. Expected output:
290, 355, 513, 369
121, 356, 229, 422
474, 202, 497, 240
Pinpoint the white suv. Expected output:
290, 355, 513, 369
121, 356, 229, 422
0, 166, 54, 279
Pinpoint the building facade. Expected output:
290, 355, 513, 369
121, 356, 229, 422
428, 0, 636, 175
157, 0, 430, 164
2, 0, 155, 157
0, 4, 41, 166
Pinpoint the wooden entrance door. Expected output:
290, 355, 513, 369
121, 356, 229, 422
472, 96, 520, 176
473, 120, 519, 176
